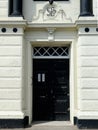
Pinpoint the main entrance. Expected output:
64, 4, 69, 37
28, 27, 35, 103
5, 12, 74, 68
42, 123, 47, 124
33, 47, 70, 121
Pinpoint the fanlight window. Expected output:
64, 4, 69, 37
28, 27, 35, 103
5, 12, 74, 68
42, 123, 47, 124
33, 47, 69, 58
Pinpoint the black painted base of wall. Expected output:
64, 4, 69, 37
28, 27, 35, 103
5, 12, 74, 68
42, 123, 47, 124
0, 116, 29, 128
74, 117, 98, 129
1, 116, 98, 128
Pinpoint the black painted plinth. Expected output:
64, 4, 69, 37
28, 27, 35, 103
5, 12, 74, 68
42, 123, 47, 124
74, 117, 98, 129
80, 0, 94, 16
0, 116, 29, 128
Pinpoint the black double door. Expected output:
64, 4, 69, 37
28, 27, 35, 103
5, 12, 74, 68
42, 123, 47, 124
33, 59, 69, 121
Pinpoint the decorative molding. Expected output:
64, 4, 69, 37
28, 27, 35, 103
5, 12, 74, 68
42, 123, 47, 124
76, 17, 97, 27
32, 3, 72, 23
47, 28, 56, 42
0, 19, 26, 27
0, 27, 24, 36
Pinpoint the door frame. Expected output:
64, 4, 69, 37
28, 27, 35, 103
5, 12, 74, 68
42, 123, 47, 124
26, 42, 75, 125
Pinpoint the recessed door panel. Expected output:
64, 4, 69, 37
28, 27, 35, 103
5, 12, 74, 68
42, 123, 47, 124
33, 59, 69, 121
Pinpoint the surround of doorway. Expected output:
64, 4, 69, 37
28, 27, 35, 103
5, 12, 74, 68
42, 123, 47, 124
26, 42, 75, 125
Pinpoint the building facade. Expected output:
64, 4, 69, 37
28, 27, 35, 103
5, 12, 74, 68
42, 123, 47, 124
0, 0, 98, 128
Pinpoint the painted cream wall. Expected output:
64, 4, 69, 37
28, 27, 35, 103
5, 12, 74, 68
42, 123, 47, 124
0, 0, 8, 18
93, 0, 98, 19
77, 27, 98, 119
0, 0, 98, 125
0, 0, 27, 121
0, 26, 26, 119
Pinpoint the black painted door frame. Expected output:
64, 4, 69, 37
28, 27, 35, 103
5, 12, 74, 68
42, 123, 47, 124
33, 59, 70, 121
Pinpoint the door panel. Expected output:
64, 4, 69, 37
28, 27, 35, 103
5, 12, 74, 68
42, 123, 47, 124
33, 59, 69, 121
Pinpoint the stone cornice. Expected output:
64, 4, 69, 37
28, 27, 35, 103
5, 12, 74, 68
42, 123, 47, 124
27, 22, 76, 29
76, 17, 98, 27
0, 18, 27, 27
0, 17, 97, 29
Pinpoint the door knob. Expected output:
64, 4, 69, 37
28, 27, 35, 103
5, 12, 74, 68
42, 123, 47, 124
50, 89, 53, 94
53, 96, 55, 99
40, 96, 46, 98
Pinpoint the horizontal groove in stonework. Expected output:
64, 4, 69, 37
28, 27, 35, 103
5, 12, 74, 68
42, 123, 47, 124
81, 88, 98, 90
0, 100, 22, 102
78, 77, 98, 79
0, 55, 21, 57
0, 76, 21, 78
0, 97, 23, 100
0, 67, 22, 69
0, 77, 21, 79
78, 66, 98, 67
0, 88, 21, 90
79, 55, 98, 57
78, 57, 98, 59
78, 45, 98, 47
78, 76, 98, 78
82, 99, 98, 101
0, 45, 21, 46
0, 98, 21, 100
0, 87, 22, 89
0, 66, 21, 68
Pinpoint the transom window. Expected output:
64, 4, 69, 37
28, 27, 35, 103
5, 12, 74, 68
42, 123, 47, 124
33, 47, 69, 59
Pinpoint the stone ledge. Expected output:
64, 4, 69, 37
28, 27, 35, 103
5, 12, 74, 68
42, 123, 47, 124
0, 18, 26, 27
76, 17, 98, 27
27, 22, 76, 28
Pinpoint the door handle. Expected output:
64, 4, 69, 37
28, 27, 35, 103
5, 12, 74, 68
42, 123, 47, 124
42, 73, 45, 82
38, 73, 41, 82
53, 96, 55, 99
40, 96, 46, 98
37, 73, 45, 82
50, 89, 53, 94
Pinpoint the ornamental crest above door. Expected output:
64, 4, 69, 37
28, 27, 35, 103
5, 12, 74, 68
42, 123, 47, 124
32, 3, 72, 23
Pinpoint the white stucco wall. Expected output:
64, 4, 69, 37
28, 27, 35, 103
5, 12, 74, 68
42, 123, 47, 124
0, 27, 25, 119
0, 0, 8, 18
0, 0, 98, 125
77, 27, 98, 119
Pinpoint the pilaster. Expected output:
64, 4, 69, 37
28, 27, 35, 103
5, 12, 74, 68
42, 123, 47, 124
76, 17, 98, 128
